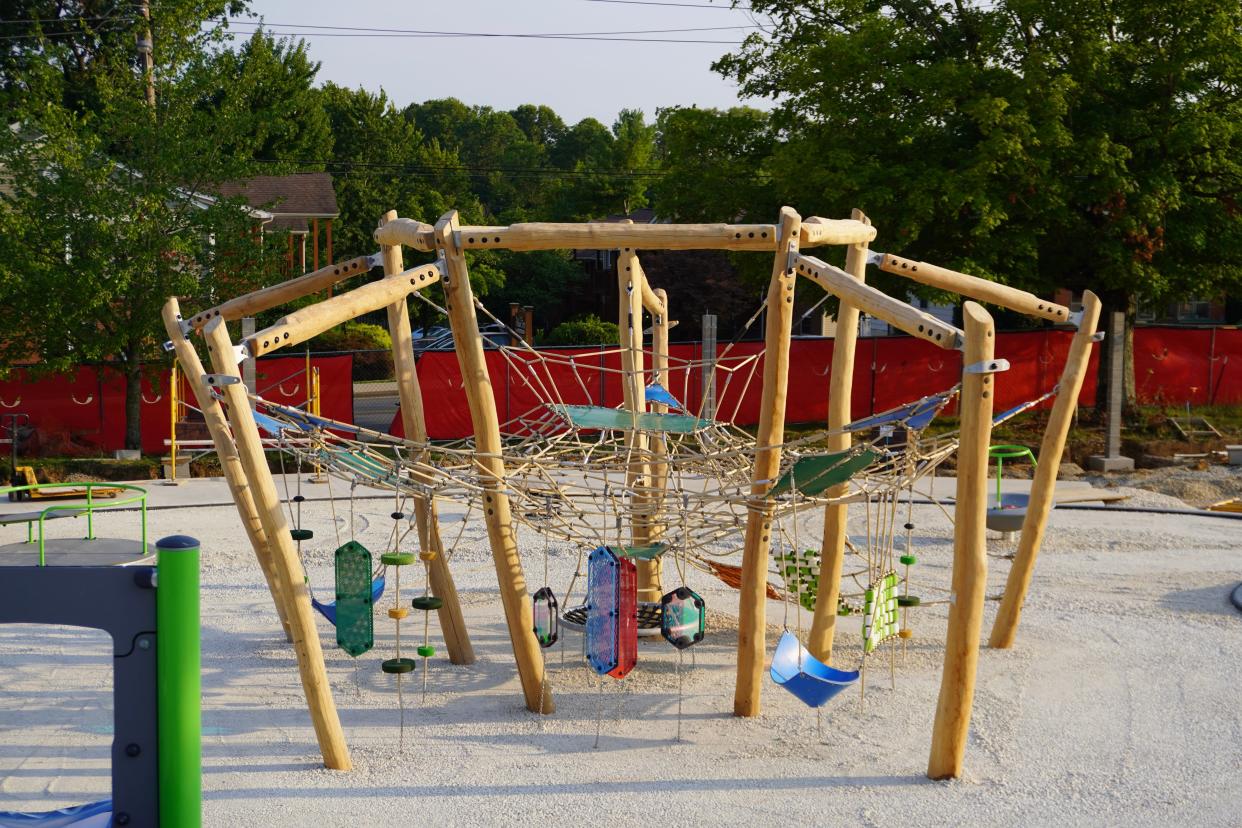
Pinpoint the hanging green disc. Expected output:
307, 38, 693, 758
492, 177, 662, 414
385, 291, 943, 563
412, 595, 443, 611
899, 554, 917, 566
381, 658, 416, 674
334, 540, 374, 658
381, 552, 415, 566
416, 645, 435, 658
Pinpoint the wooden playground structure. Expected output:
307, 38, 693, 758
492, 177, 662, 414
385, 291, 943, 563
162, 206, 1101, 780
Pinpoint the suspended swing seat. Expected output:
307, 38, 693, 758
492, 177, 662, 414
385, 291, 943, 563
769, 631, 859, 708
312, 576, 386, 626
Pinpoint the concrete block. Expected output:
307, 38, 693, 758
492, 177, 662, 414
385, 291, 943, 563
1085, 454, 1135, 472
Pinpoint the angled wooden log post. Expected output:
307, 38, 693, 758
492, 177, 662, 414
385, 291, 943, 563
928, 301, 998, 781
645, 285, 672, 597
161, 298, 292, 641
989, 290, 1103, 649
734, 206, 801, 718
429, 210, 553, 713
807, 208, 871, 663
201, 317, 352, 770
379, 210, 475, 665
617, 247, 658, 601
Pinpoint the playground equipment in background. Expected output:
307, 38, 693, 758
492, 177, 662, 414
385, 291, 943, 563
985, 445, 1040, 536
0, 535, 202, 828
0, 481, 148, 565
163, 206, 1102, 780
9, 466, 122, 502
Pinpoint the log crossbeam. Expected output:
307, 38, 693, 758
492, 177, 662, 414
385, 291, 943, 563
245, 262, 443, 358
794, 253, 964, 349
374, 216, 874, 253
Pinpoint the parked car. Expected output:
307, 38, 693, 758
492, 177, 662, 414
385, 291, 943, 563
413, 323, 510, 353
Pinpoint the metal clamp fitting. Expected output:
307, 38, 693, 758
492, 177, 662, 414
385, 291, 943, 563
864, 250, 885, 266
202, 374, 241, 387
964, 358, 1010, 375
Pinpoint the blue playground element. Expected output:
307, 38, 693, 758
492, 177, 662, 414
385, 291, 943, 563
643, 383, 683, 409
312, 576, 386, 626
845, 392, 952, 434
769, 631, 860, 708
0, 799, 113, 827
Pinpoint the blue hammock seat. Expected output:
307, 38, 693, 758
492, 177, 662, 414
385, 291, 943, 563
0, 799, 112, 828
769, 631, 860, 708
312, 576, 385, 626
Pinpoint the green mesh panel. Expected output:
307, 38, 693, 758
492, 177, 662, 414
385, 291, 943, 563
613, 543, 668, 560
554, 405, 706, 434
335, 540, 374, 658
778, 547, 822, 612
769, 448, 878, 497
862, 571, 900, 654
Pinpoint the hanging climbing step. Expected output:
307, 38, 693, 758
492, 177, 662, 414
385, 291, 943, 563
334, 540, 375, 657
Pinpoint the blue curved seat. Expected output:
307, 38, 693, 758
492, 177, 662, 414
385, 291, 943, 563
769, 631, 860, 708
0, 799, 112, 827
312, 577, 385, 626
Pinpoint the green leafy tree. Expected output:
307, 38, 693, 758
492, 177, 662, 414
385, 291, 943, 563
0, 2, 296, 449
709, 0, 1242, 403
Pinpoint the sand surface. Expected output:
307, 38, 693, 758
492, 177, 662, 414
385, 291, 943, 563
0, 478, 1238, 826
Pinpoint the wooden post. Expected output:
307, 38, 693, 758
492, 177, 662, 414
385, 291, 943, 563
379, 210, 475, 665
161, 299, 292, 641
312, 217, 320, 273
807, 208, 870, 662
927, 301, 997, 780
202, 317, 351, 770
430, 210, 552, 713
646, 286, 671, 599
989, 291, 1102, 648
733, 206, 801, 718
618, 248, 657, 600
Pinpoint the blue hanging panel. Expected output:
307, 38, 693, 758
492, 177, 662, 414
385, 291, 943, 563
769, 631, 860, 708
585, 547, 637, 678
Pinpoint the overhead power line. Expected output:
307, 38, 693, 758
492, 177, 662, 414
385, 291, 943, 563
218, 22, 745, 44
581, 0, 754, 9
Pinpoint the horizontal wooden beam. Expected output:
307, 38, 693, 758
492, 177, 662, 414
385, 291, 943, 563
188, 255, 375, 330
876, 253, 1070, 323
373, 213, 877, 254
373, 218, 436, 252
794, 253, 963, 350
245, 263, 443, 358
800, 216, 878, 247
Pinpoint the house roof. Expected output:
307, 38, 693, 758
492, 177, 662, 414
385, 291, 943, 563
600, 206, 658, 224
215, 172, 339, 219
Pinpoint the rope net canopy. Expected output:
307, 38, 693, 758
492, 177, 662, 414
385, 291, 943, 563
252, 324, 974, 572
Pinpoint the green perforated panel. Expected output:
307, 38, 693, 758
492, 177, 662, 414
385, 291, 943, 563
769, 448, 878, 498
334, 540, 374, 658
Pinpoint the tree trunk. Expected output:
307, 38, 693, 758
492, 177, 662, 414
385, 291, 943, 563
1094, 289, 1137, 411
125, 341, 142, 451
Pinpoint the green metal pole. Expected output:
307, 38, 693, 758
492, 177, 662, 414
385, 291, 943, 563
156, 535, 202, 828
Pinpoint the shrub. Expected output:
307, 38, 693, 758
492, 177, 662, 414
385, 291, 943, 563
544, 315, 619, 346
307, 321, 393, 379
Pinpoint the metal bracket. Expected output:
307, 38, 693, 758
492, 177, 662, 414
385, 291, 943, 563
202, 374, 241, 387
162, 340, 175, 353
864, 249, 885, 267
366, 251, 383, 269
1092, 331, 1107, 342
234, 344, 250, 365
1067, 309, 1084, 326
452, 230, 463, 250
964, 358, 1010, 375
178, 318, 193, 337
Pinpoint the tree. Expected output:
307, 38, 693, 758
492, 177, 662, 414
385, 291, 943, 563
710, 0, 1242, 404
0, 2, 298, 449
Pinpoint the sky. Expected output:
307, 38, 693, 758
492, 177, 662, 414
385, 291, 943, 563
236, 0, 771, 125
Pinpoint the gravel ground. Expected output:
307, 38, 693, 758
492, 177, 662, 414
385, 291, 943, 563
0, 478, 1238, 827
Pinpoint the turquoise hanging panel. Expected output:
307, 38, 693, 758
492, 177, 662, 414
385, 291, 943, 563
334, 540, 375, 657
